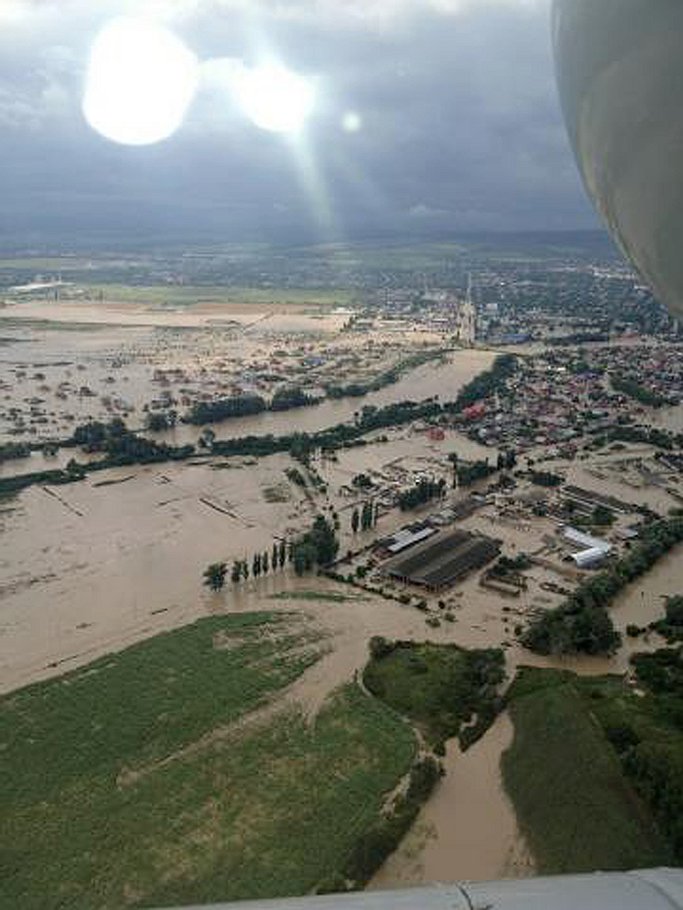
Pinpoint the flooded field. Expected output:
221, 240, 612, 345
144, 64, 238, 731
2, 297, 681, 891
0, 413, 493, 694
0, 294, 495, 458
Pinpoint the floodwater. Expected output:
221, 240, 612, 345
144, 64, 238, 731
370, 712, 533, 888
152, 349, 497, 448
656, 402, 683, 432
0, 454, 310, 691
2, 310, 679, 888
0, 408, 494, 695
611, 546, 681, 631
0, 311, 495, 473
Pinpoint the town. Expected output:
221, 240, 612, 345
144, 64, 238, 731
1, 237, 682, 908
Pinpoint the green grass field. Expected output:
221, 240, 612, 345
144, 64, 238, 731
0, 258, 96, 270
79, 284, 353, 308
502, 667, 671, 874
363, 640, 504, 747
0, 613, 416, 909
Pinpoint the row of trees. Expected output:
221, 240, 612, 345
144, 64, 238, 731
185, 394, 267, 426
611, 374, 668, 408
398, 477, 446, 511
325, 349, 446, 400
605, 423, 683, 451
203, 540, 290, 591
0, 442, 31, 464
445, 353, 517, 414
185, 387, 319, 426
351, 501, 379, 533
72, 418, 193, 464
457, 460, 497, 488
523, 516, 683, 656
202, 516, 340, 591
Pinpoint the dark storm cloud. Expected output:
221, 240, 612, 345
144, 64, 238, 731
0, 0, 596, 243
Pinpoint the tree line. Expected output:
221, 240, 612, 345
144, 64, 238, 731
351, 501, 379, 532
203, 515, 339, 591
184, 387, 319, 426
325, 349, 447, 400
398, 477, 446, 511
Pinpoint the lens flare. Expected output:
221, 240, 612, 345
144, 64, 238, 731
234, 63, 316, 134
82, 16, 199, 146
342, 111, 362, 133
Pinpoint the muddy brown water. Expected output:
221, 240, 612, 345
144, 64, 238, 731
2, 317, 680, 887
369, 712, 534, 889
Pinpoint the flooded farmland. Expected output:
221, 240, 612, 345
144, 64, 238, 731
0, 347, 494, 697
2, 296, 682, 894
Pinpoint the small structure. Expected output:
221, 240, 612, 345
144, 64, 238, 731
562, 526, 612, 569
386, 526, 436, 555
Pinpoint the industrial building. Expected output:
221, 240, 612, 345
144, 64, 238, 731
382, 528, 500, 592
562, 526, 612, 569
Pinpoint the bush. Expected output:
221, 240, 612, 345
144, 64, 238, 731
369, 636, 395, 661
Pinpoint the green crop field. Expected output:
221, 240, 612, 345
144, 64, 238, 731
78, 284, 353, 307
502, 667, 671, 874
0, 613, 416, 909
0, 258, 95, 270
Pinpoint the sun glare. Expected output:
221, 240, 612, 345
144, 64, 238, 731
82, 17, 199, 146
234, 64, 316, 134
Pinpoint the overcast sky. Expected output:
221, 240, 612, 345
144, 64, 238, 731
0, 0, 598, 245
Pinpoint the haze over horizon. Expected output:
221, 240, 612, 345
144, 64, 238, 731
0, 0, 599, 246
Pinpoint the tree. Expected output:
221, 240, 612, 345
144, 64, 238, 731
290, 515, 340, 576
361, 501, 374, 530
293, 540, 317, 575
65, 458, 86, 480
447, 453, 459, 489
290, 433, 313, 465
203, 561, 227, 591
309, 515, 339, 565
199, 427, 216, 450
